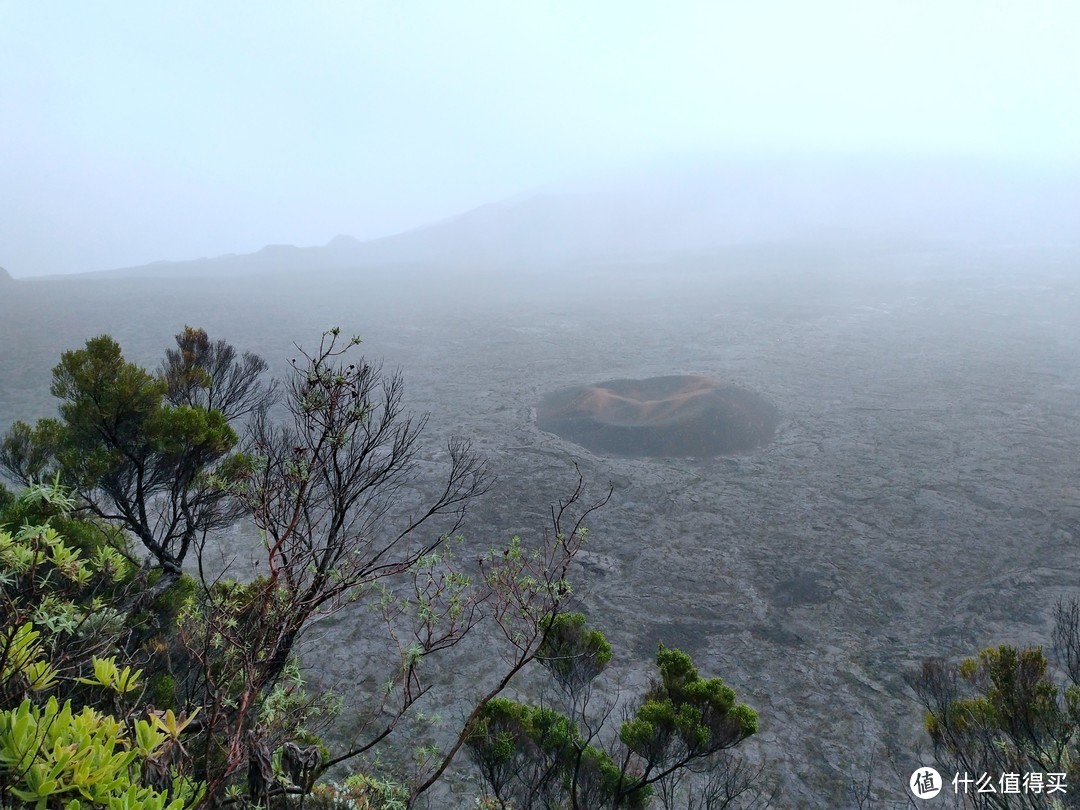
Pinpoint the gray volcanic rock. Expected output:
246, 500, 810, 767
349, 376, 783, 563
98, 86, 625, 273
0, 267, 11, 282
537, 375, 779, 457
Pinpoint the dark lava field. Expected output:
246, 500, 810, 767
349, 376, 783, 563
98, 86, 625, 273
2, 244, 1079, 805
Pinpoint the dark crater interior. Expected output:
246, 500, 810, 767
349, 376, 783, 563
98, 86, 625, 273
537, 375, 779, 457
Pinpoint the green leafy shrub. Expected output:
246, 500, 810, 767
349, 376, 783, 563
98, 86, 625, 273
465, 613, 764, 809
915, 635, 1080, 795
0, 696, 189, 810
620, 644, 757, 759
467, 697, 647, 809
0, 507, 141, 710
537, 611, 612, 692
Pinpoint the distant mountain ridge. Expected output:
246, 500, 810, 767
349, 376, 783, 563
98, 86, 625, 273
83, 234, 368, 280
53, 160, 1080, 280
0, 266, 12, 282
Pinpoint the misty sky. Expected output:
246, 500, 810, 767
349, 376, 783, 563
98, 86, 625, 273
2, 2, 1079, 277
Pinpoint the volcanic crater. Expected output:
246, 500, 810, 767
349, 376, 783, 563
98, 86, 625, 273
537, 375, 780, 457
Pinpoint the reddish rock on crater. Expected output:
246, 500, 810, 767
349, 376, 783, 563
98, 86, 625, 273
537, 375, 779, 457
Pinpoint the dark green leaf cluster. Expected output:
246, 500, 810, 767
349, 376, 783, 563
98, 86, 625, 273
620, 644, 757, 762
537, 611, 613, 693
467, 697, 649, 810
0, 330, 270, 578
468, 618, 758, 809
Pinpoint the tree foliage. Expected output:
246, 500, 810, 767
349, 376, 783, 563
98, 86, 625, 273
0, 327, 768, 810
235, 327, 488, 681
912, 601, 1080, 809
466, 615, 762, 810
0, 696, 193, 810
0, 484, 137, 712
1, 328, 498, 807
0, 485, 202, 808
0, 328, 269, 588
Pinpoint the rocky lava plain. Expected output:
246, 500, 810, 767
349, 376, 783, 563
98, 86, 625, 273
2, 248, 1078, 805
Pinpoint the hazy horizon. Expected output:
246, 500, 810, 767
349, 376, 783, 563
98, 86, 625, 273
4, 7, 1080, 803
3, 2, 1080, 278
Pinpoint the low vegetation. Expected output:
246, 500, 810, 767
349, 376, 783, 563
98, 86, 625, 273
905, 602, 1080, 810
0, 328, 764, 809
